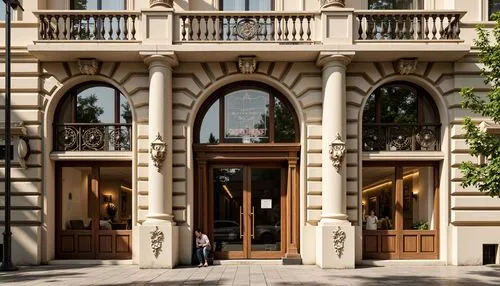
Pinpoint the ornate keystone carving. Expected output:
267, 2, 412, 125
238, 56, 257, 74
150, 0, 173, 8
396, 58, 418, 75
78, 58, 99, 75
150, 226, 165, 258
321, 0, 345, 8
150, 133, 167, 172
329, 133, 346, 172
333, 226, 347, 258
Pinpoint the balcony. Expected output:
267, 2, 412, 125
54, 123, 132, 152
29, 9, 470, 62
362, 123, 441, 152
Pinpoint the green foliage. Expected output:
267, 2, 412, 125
76, 94, 104, 123
460, 13, 500, 197
413, 221, 429, 231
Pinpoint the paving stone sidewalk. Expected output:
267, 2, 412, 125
0, 264, 499, 286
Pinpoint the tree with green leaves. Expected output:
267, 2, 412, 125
76, 94, 104, 123
460, 13, 500, 197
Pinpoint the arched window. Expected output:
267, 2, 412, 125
362, 82, 440, 151
54, 82, 132, 151
196, 82, 299, 144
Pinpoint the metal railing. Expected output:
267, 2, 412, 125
362, 123, 441, 151
174, 11, 319, 42
54, 123, 132, 151
35, 11, 140, 40
355, 10, 466, 41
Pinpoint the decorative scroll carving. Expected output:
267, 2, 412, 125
78, 58, 99, 75
150, 0, 173, 8
321, 0, 345, 8
396, 58, 418, 75
238, 56, 257, 74
150, 132, 167, 172
150, 226, 165, 258
329, 133, 346, 172
333, 226, 347, 258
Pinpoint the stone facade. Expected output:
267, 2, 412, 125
0, 0, 499, 267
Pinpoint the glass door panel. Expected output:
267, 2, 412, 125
250, 168, 282, 254
213, 167, 245, 254
402, 166, 435, 230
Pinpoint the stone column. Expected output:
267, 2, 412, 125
315, 53, 355, 269
139, 54, 179, 269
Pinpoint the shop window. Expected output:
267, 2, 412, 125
368, 0, 422, 9
196, 82, 298, 144
220, 0, 273, 11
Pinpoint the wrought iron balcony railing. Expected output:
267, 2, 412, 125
175, 11, 319, 42
355, 10, 465, 41
362, 123, 441, 152
54, 123, 132, 152
35, 11, 140, 41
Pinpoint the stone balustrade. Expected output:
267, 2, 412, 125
33, 10, 467, 43
34, 11, 141, 41
355, 10, 466, 41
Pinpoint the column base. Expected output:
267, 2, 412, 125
316, 221, 355, 269
139, 222, 178, 268
282, 252, 302, 265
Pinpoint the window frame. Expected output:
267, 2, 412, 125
68, 0, 127, 10
194, 81, 299, 144
485, 0, 500, 21
219, 0, 275, 11
367, 0, 423, 10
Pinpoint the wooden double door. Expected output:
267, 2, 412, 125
362, 161, 440, 260
209, 164, 286, 259
55, 161, 133, 259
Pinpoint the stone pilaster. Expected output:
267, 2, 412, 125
139, 54, 179, 268
315, 53, 355, 269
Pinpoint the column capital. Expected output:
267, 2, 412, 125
150, 0, 174, 9
142, 53, 178, 69
316, 53, 353, 69
320, 0, 345, 9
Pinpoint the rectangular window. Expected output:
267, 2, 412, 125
368, 0, 422, 10
220, 0, 273, 11
490, 0, 500, 20
0, 4, 14, 22
70, 0, 126, 10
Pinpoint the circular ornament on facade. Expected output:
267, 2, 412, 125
235, 18, 260, 40
59, 126, 78, 151
416, 128, 437, 149
109, 127, 130, 150
390, 134, 411, 150
82, 127, 105, 150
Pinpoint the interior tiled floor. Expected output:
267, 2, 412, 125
0, 264, 499, 286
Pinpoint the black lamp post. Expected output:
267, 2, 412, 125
1, 0, 23, 272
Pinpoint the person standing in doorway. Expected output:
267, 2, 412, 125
195, 228, 211, 267
366, 210, 379, 230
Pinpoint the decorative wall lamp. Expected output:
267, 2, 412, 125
329, 133, 346, 172
0, 121, 30, 169
150, 132, 167, 172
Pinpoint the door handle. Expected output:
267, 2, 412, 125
250, 206, 255, 239
239, 206, 243, 238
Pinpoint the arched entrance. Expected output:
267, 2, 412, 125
361, 81, 441, 260
53, 82, 133, 259
193, 81, 300, 259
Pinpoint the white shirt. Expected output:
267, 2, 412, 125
196, 234, 211, 248
366, 215, 378, 230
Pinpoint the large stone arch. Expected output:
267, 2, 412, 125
345, 61, 452, 263
170, 61, 323, 264
40, 61, 149, 262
